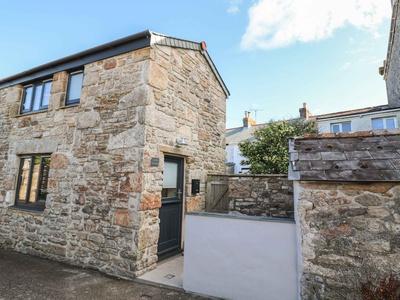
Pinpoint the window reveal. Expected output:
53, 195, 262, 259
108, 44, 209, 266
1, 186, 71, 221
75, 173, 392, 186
16, 155, 51, 210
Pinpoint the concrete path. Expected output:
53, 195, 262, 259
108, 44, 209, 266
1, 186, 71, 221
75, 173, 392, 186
0, 248, 209, 300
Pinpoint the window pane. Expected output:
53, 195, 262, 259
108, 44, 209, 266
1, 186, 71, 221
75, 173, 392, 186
372, 119, 384, 130
332, 124, 340, 133
32, 84, 43, 111
22, 86, 33, 112
386, 118, 395, 129
41, 81, 52, 107
28, 157, 41, 203
18, 158, 31, 201
342, 123, 351, 132
67, 72, 83, 104
38, 157, 51, 202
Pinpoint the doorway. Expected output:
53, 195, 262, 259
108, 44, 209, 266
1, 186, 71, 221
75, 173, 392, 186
158, 156, 184, 260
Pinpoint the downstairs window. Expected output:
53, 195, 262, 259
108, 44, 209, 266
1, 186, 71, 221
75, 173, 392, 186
15, 155, 51, 210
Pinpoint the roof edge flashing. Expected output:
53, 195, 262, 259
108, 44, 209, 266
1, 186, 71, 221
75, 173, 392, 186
0, 30, 152, 88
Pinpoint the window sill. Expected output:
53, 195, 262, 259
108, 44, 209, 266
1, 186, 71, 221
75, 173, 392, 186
9, 205, 45, 213
59, 103, 79, 109
16, 110, 48, 118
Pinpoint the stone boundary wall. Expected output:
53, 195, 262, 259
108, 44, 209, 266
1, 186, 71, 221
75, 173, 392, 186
228, 175, 294, 219
297, 181, 400, 300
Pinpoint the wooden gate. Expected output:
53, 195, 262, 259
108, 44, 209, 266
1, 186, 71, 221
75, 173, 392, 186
205, 175, 229, 213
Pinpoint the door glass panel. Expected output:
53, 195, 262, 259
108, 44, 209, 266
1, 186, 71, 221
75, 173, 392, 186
162, 161, 178, 198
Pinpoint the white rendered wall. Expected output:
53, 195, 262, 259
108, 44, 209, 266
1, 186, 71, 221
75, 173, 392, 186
183, 213, 298, 300
318, 111, 400, 133
226, 145, 250, 173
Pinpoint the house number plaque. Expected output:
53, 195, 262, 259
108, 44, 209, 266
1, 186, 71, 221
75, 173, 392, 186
150, 157, 159, 167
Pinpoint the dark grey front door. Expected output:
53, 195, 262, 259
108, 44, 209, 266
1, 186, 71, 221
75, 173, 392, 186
158, 156, 184, 260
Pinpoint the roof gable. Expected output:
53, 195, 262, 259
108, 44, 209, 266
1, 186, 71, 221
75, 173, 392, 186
0, 30, 229, 97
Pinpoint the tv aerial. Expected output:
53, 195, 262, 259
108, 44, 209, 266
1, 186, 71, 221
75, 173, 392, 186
249, 109, 263, 123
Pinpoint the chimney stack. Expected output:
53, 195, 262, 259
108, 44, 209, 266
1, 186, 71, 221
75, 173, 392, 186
299, 102, 311, 119
243, 111, 256, 128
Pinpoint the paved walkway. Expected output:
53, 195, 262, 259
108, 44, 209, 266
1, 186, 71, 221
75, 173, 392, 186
0, 248, 209, 300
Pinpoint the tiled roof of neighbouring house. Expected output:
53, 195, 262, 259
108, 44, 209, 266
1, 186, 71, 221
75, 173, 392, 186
288, 130, 400, 182
226, 123, 268, 145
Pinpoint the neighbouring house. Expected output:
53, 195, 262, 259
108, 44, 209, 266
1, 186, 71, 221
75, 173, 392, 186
318, 0, 400, 135
0, 30, 229, 279
316, 104, 400, 133
226, 111, 257, 174
226, 104, 311, 174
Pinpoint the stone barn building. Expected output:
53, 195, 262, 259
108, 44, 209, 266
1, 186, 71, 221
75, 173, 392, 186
0, 30, 229, 278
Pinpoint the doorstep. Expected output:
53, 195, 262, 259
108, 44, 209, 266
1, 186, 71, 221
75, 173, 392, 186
137, 254, 184, 289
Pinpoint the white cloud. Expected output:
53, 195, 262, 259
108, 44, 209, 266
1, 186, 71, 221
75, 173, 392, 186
227, 0, 243, 14
241, 0, 392, 50
340, 57, 382, 70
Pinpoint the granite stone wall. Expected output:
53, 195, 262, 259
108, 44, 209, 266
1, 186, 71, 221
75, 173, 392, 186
297, 181, 400, 299
228, 175, 294, 219
386, 3, 400, 108
0, 45, 226, 279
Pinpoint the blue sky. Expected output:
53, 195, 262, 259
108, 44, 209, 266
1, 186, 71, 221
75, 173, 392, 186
0, 1, 392, 128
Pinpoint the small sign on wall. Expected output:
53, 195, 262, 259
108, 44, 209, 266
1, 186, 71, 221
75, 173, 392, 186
151, 157, 160, 167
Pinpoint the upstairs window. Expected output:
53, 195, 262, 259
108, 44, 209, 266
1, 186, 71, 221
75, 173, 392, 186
331, 122, 351, 133
21, 79, 52, 114
15, 155, 51, 211
372, 117, 397, 130
66, 70, 84, 105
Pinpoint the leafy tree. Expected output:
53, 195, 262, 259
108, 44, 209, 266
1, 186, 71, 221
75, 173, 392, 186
238, 119, 317, 174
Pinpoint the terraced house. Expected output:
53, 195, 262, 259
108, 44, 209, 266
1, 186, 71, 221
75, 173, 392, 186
0, 30, 229, 278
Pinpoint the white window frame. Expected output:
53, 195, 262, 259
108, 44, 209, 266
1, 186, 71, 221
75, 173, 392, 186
372, 117, 397, 130
331, 122, 351, 133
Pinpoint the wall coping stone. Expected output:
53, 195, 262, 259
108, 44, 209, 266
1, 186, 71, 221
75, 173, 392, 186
186, 212, 295, 224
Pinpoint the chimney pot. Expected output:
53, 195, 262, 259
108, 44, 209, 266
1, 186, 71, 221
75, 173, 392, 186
299, 102, 311, 119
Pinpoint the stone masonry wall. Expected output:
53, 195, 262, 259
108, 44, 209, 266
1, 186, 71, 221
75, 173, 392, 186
0, 49, 149, 279
134, 45, 226, 274
297, 181, 400, 299
386, 3, 400, 108
0, 45, 227, 278
228, 175, 294, 219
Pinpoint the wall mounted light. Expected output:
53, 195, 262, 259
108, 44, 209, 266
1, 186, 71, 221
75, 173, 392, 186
176, 137, 188, 146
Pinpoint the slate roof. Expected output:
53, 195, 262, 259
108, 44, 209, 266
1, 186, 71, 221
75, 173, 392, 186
0, 30, 230, 97
288, 129, 400, 182
226, 123, 268, 145
314, 104, 396, 120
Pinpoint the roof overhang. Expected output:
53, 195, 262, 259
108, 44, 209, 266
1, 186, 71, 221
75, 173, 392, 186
0, 30, 230, 97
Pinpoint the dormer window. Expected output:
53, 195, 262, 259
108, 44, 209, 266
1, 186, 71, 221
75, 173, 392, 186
20, 79, 52, 114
